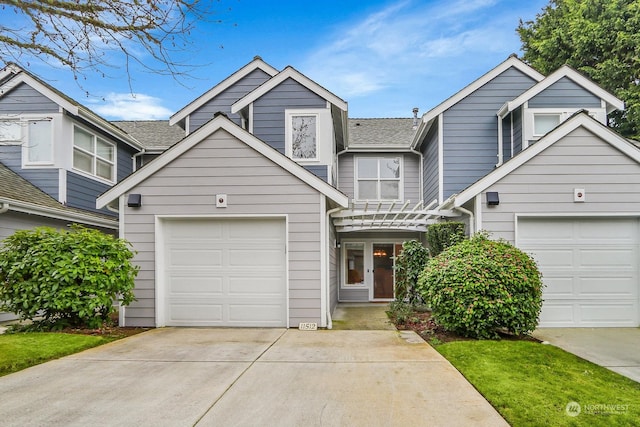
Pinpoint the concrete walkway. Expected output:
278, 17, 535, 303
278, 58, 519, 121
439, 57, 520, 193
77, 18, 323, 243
0, 323, 507, 426
533, 328, 640, 383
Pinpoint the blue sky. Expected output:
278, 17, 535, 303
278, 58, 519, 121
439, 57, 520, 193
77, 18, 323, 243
12, 0, 550, 120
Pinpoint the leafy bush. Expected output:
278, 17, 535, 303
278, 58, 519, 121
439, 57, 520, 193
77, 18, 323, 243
417, 233, 543, 339
426, 222, 465, 256
394, 240, 429, 304
0, 225, 138, 329
386, 301, 414, 325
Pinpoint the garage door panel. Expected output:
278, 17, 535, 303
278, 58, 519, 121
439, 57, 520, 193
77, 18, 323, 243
162, 218, 287, 327
519, 217, 639, 327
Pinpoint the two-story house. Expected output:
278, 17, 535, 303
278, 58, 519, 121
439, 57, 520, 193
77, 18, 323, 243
99, 55, 640, 329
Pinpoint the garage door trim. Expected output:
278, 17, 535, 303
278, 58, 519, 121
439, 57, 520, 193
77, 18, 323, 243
155, 214, 289, 327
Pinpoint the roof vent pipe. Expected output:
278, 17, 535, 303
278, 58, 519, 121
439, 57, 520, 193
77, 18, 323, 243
412, 107, 419, 130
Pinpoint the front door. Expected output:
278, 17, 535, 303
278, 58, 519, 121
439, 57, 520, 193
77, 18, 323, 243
373, 243, 394, 299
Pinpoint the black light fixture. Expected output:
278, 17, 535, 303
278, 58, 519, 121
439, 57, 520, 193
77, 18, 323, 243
486, 191, 499, 206
127, 193, 142, 208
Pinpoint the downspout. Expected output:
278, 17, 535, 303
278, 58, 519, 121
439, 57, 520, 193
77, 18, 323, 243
132, 149, 146, 172
454, 204, 475, 235
496, 114, 503, 167
326, 206, 346, 330
0, 202, 9, 214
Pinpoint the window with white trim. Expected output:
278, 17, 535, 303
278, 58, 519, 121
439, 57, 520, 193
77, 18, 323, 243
356, 157, 401, 200
73, 126, 115, 182
25, 119, 53, 164
533, 113, 561, 136
344, 242, 365, 286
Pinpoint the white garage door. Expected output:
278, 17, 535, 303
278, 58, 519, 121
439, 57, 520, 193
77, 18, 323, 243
161, 217, 287, 327
518, 217, 639, 327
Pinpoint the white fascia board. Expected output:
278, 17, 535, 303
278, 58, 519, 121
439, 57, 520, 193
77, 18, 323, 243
169, 58, 279, 126
97, 115, 349, 209
1, 198, 118, 229
500, 65, 625, 118
453, 113, 640, 206
418, 56, 544, 133
231, 66, 348, 114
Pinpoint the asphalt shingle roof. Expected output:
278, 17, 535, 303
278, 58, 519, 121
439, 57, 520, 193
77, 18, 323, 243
112, 120, 185, 149
348, 118, 416, 147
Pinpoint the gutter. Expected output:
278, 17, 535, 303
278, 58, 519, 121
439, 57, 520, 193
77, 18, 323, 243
1, 199, 117, 229
0, 202, 9, 214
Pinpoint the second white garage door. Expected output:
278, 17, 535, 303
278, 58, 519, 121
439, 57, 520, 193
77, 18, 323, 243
518, 217, 639, 327
161, 217, 287, 327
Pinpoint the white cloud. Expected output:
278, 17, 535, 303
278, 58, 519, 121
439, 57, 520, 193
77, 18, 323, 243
91, 93, 172, 120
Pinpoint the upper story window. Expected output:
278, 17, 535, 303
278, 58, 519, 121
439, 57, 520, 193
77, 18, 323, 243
285, 109, 325, 162
356, 157, 401, 201
533, 113, 561, 137
73, 126, 115, 182
24, 119, 53, 165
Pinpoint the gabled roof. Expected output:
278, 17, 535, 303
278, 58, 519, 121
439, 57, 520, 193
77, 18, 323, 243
112, 120, 184, 150
231, 66, 348, 114
347, 118, 416, 150
0, 162, 117, 229
169, 56, 279, 126
498, 65, 625, 117
411, 55, 544, 149
0, 63, 143, 151
452, 112, 640, 207
97, 115, 349, 209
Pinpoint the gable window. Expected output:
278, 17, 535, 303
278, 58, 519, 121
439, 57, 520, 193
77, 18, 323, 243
73, 126, 115, 182
24, 119, 53, 164
533, 113, 561, 136
356, 157, 401, 201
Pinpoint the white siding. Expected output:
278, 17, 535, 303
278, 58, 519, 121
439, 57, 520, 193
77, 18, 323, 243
122, 128, 323, 327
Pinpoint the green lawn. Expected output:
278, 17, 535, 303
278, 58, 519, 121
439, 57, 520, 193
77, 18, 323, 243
436, 340, 640, 426
0, 333, 114, 377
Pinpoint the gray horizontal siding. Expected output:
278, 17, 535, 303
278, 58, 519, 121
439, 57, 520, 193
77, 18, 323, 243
0, 82, 59, 114
117, 143, 135, 181
0, 145, 58, 200
303, 165, 328, 182
442, 67, 538, 199
188, 69, 272, 132
528, 77, 602, 108
66, 171, 115, 216
480, 126, 640, 243
252, 78, 326, 154
512, 107, 523, 156
122, 128, 325, 327
422, 123, 439, 204
339, 287, 369, 302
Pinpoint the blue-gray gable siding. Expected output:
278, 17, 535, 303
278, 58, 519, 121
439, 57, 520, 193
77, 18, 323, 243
512, 106, 523, 157
188, 69, 273, 133
442, 67, 538, 198
501, 116, 512, 161
422, 122, 439, 203
0, 82, 59, 114
252, 78, 326, 155
528, 77, 602, 108
0, 145, 59, 199
303, 165, 328, 182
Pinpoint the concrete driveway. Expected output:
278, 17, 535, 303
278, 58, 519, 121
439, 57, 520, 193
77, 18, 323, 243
533, 328, 640, 383
0, 328, 507, 427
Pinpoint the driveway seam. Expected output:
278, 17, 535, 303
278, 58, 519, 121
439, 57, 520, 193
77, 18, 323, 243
192, 328, 288, 426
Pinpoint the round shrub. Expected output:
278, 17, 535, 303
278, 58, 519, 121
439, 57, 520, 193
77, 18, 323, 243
417, 233, 543, 339
0, 225, 138, 329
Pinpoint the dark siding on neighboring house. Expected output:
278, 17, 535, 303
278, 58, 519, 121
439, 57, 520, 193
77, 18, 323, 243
66, 171, 114, 216
422, 122, 439, 204
0, 145, 59, 200
512, 107, 523, 156
442, 67, 538, 198
501, 116, 511, 161
0, 82, 59, 114
188, 69, 273, 133
117, 143, 135, 181
528, 77, 602, 108
252, 78, 326, 154
303, 165, 328, 182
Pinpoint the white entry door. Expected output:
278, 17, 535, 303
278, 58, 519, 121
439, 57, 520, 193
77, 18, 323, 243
518, 217, 639, 327
161, 217, 287, 327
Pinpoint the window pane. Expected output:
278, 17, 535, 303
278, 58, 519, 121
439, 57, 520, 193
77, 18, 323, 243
358, 181, 377, 199
74, 127, 94, 152
96, 159, 113, 180
291, 115, 317, 159
0, 121, 21, 141
73, 148, 93, 173
27, 120, 52, 162
96, 138, 114, 161
381, 181, 399, 199
380, 158, 400, 178
345, 243, 364, 285
534, 114, 560, 135
357, 158, 378, 178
